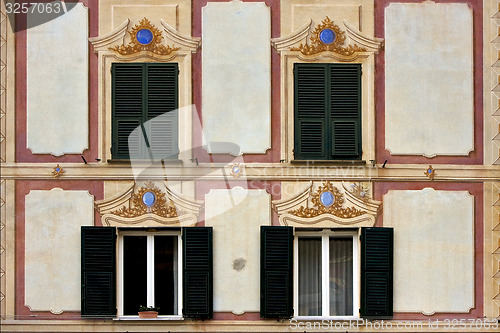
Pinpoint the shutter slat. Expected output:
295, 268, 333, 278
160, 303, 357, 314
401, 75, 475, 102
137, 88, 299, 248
295, 65, 327, 118
297, 120, 325, 158
115, 119, 142, 159
260, 226, 293, 318
81, 227, 116, 318
183, 227, 213, 319
113, 64, 143, 118
112, 63, 179, 160
147, 64, 178, 119
332, 120, 359, 156
360, 228, 393, 318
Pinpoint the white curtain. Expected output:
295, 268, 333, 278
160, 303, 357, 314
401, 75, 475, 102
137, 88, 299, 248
298, 237, 353, 316
298, 238, 322, 316
329, 238, 353, 316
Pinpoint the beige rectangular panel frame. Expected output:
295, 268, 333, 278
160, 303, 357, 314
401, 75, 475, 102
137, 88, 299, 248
94, 0, 195, 164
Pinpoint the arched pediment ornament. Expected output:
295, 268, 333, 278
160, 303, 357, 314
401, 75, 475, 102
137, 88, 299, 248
89, 18, 201, 56
271, 17, 383, 56
95, 181, 203, 227
272, 181, 382, 228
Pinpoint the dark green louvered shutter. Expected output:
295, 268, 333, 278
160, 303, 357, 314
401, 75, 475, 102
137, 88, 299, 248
294, 63, 361, 160
260, 226, 293, 318
294, 64, 328, 160
112, 63, 179, 160
112, 64, 144, 159
330, 64, 361, 158
360, 227, 393, 317
145, 63, 179, 159
81, 227, 116, 317
183, 227, 213, 319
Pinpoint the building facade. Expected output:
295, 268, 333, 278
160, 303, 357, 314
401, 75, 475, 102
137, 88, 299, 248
1, 0, 500, 332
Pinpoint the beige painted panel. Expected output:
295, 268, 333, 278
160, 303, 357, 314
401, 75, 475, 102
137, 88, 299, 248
385, 3, 473, 157
292, 4, 359, 31
202, 1, 271, 154
205, 187, 270, 313
281, 0, 374, 36
99, 0, 191, 35
26, 3, 88, 156
25, 189, 94, 313
384, 188, 474, 314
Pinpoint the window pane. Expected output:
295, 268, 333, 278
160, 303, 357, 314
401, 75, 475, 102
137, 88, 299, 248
298, 238, 322, 316
123, 236, 147, 315
154, 236, 177, 315
329, 238, 353, 316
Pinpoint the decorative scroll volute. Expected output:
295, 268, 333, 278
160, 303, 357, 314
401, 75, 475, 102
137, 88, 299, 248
272, 181, 382, 228
109, 18, 179, 56
290, 17, 366, 56
95, 181, 204, 227
110, 181, 179, 218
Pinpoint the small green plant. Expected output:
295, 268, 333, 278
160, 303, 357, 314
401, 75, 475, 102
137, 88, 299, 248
138, 305, 160, 312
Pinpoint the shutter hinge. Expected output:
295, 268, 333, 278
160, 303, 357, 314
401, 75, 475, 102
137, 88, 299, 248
178, 68, 180, 75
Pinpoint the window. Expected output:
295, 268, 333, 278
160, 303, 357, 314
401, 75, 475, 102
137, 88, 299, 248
294, 63, 361, 160
295, 232, 358, 318
81, 226, 213, 319
260, 226, 393, 319
111, 63, 179, 160
119, 231, 181, 316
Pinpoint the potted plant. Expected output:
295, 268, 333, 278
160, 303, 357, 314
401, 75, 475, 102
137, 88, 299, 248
138, 305, 160, 319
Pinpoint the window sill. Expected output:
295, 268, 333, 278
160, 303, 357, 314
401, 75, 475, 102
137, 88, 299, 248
294, 316, 359, 321
115, 315, 184, 321
291, 160, 366, 165
106, 159, 183, 165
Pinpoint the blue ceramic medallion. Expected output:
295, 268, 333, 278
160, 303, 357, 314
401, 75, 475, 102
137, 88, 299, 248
319, 28, 336, 44
142, 191, 156, 207
320, 191, 335, 207
232, 166, 240, 174
136, 29, 154, 45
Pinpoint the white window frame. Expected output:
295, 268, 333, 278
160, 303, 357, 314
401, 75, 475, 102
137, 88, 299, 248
117, 229, 183, 319
293, 229, 360, 320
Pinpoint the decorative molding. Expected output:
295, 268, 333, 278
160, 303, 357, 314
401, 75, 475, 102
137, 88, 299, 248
288, 17, 366, 56
101, 212, 198, 228
273, 182, 312, 215
273, 181, 382, 228
95, 181, 203, 227
280, 213, 375, 228
89, 19, 129, 52
288, 181, 366, 218
160, 19, 201, 52
95, 182, 135, 215
226, 163, 244, 179
163, 181, 204, 216
271, 19, 312, 52
110, 181, 179, 218
343, 20, 384, 53
52, 164, 64, 178
424, 165, 436, 180
109, 18, 179, 56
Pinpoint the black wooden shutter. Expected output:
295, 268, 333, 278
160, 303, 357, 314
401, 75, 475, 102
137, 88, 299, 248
183, 227, 213, 318
112, 63, 145, 159
294, 64, 328, 160
330, 64, 361, 158
81, 227, 116, 317
260, 226, 293, 318
360, 227, 393, 317
144, 63, 179, 159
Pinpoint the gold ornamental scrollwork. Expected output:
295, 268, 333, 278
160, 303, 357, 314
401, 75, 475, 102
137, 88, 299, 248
111, 181, 179, 218
288, 181, 366, 218
110, 18, 180, 56
290, 17, 366, 56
